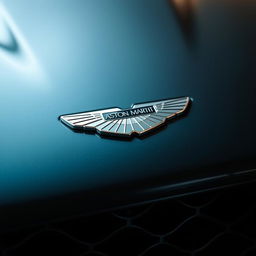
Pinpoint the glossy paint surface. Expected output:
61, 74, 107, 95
0, 0, 255, 227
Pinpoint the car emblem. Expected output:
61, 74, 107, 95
59, 97, 191, 137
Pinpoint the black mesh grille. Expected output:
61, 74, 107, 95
1, 183, 256, 256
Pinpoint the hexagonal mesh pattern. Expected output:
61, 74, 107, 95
1, 183, 256, 256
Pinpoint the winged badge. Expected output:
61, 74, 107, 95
59, 97, 191, 137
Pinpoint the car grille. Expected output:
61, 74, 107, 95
1, 183, 256, 256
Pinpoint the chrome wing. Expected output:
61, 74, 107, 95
60, 97, 190, 136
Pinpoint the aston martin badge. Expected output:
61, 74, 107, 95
59, 97, 190, 137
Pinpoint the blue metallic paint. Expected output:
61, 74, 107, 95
0, 0, 255, 229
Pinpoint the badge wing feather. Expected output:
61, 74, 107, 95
60, 97, 190, 136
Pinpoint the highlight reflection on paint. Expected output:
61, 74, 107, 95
0, 23, 20, 53
169, 0, 199, 43
171, 0, 199, 16
0, 2, 46, 81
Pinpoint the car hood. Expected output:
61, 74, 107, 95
0, 0, 256, 228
